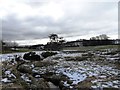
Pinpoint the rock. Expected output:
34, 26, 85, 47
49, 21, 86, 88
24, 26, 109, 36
82, 52, 94, 58
41, 72, 62, 85
59, 81, 70, 90
34, 75, 41, 78
21, 74, 32, 83
41, 51, 57, 58
59, 81, 65, 89
1, 83, 24, 90
32, 71, 41, 78
65, 56, 88, 61
17, 64, 32, 74
14, 55, 22, 61
34, 61, 57, 67
75, 80, 92, 89
29, 78, 50, 90
41, 72, 71, 89
1, 78, 12, 83
50, 75, 61, 86
48, 82, 60, 90
17, 73, 50, 90
23, 52, 42, 61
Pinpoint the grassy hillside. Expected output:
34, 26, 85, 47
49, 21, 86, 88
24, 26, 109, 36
63, 45, 120, 51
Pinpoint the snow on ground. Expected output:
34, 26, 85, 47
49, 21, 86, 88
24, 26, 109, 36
1, 50, 120, 88
0, 52, 25, 62
0, 51, 43, 62
44, 52, 120, 88
21, 74, 31, 83
58, 68, 87, 85
1, 78, 11, 83
55, 60, 119, 87
61, 53, 82, 57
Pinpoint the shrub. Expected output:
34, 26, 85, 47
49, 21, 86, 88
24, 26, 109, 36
41, 51, 57, 58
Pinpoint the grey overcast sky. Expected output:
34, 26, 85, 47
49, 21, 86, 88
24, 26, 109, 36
0, 0, 119, 45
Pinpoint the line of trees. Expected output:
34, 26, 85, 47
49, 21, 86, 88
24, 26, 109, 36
1, 40, 18, 47
90, 34, 109, 40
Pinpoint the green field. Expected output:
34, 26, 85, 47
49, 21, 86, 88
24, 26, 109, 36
0, 48, 33, 54
63, 45, 120, 51
1, 45, 120, 54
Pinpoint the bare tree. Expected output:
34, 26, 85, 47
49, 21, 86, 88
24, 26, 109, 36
49, 34, 59, 43
58, 37, 66, 44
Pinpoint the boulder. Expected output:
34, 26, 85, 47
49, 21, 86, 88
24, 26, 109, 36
23, 52, 41, 61
41, 51, 57, 58
29, 78, 50, 90
17, 64, 32, 74
65, 56, 88, 61
41, 71, 70, 89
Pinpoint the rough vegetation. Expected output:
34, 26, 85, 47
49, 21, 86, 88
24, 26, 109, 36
23, 52, 41, 61
41, 51, 58, 58
1, 45, 120, 90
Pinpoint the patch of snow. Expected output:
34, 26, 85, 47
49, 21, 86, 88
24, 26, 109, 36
102, 84, 109, 88
87, 71, 98, 77
35, 75, 41, 78
63, 81, 70, 86
91, 80, 98, 84
4, 70, 16, 78
0, 51, 47, 62
31, 64, 34, 68
69, 86, 73, 88
106, 57, 119, 61
113, 80, 119, 84
106, 81, 113, 87
113, 85, 119, 88
99, 75, 106, 78
0, 53, 24, 62
10, 74, 16, 78
91, 86, 97, 88
58, 68, 87, 85
62, 50, 78, 51
32, 69, 39, 73
1, 78, 11, 83
21, 74, 31, 83
5, 70, 11, 75
62, 53, 82, 57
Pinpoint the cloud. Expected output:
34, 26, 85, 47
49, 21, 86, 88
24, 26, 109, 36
1, 0, 118, 44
